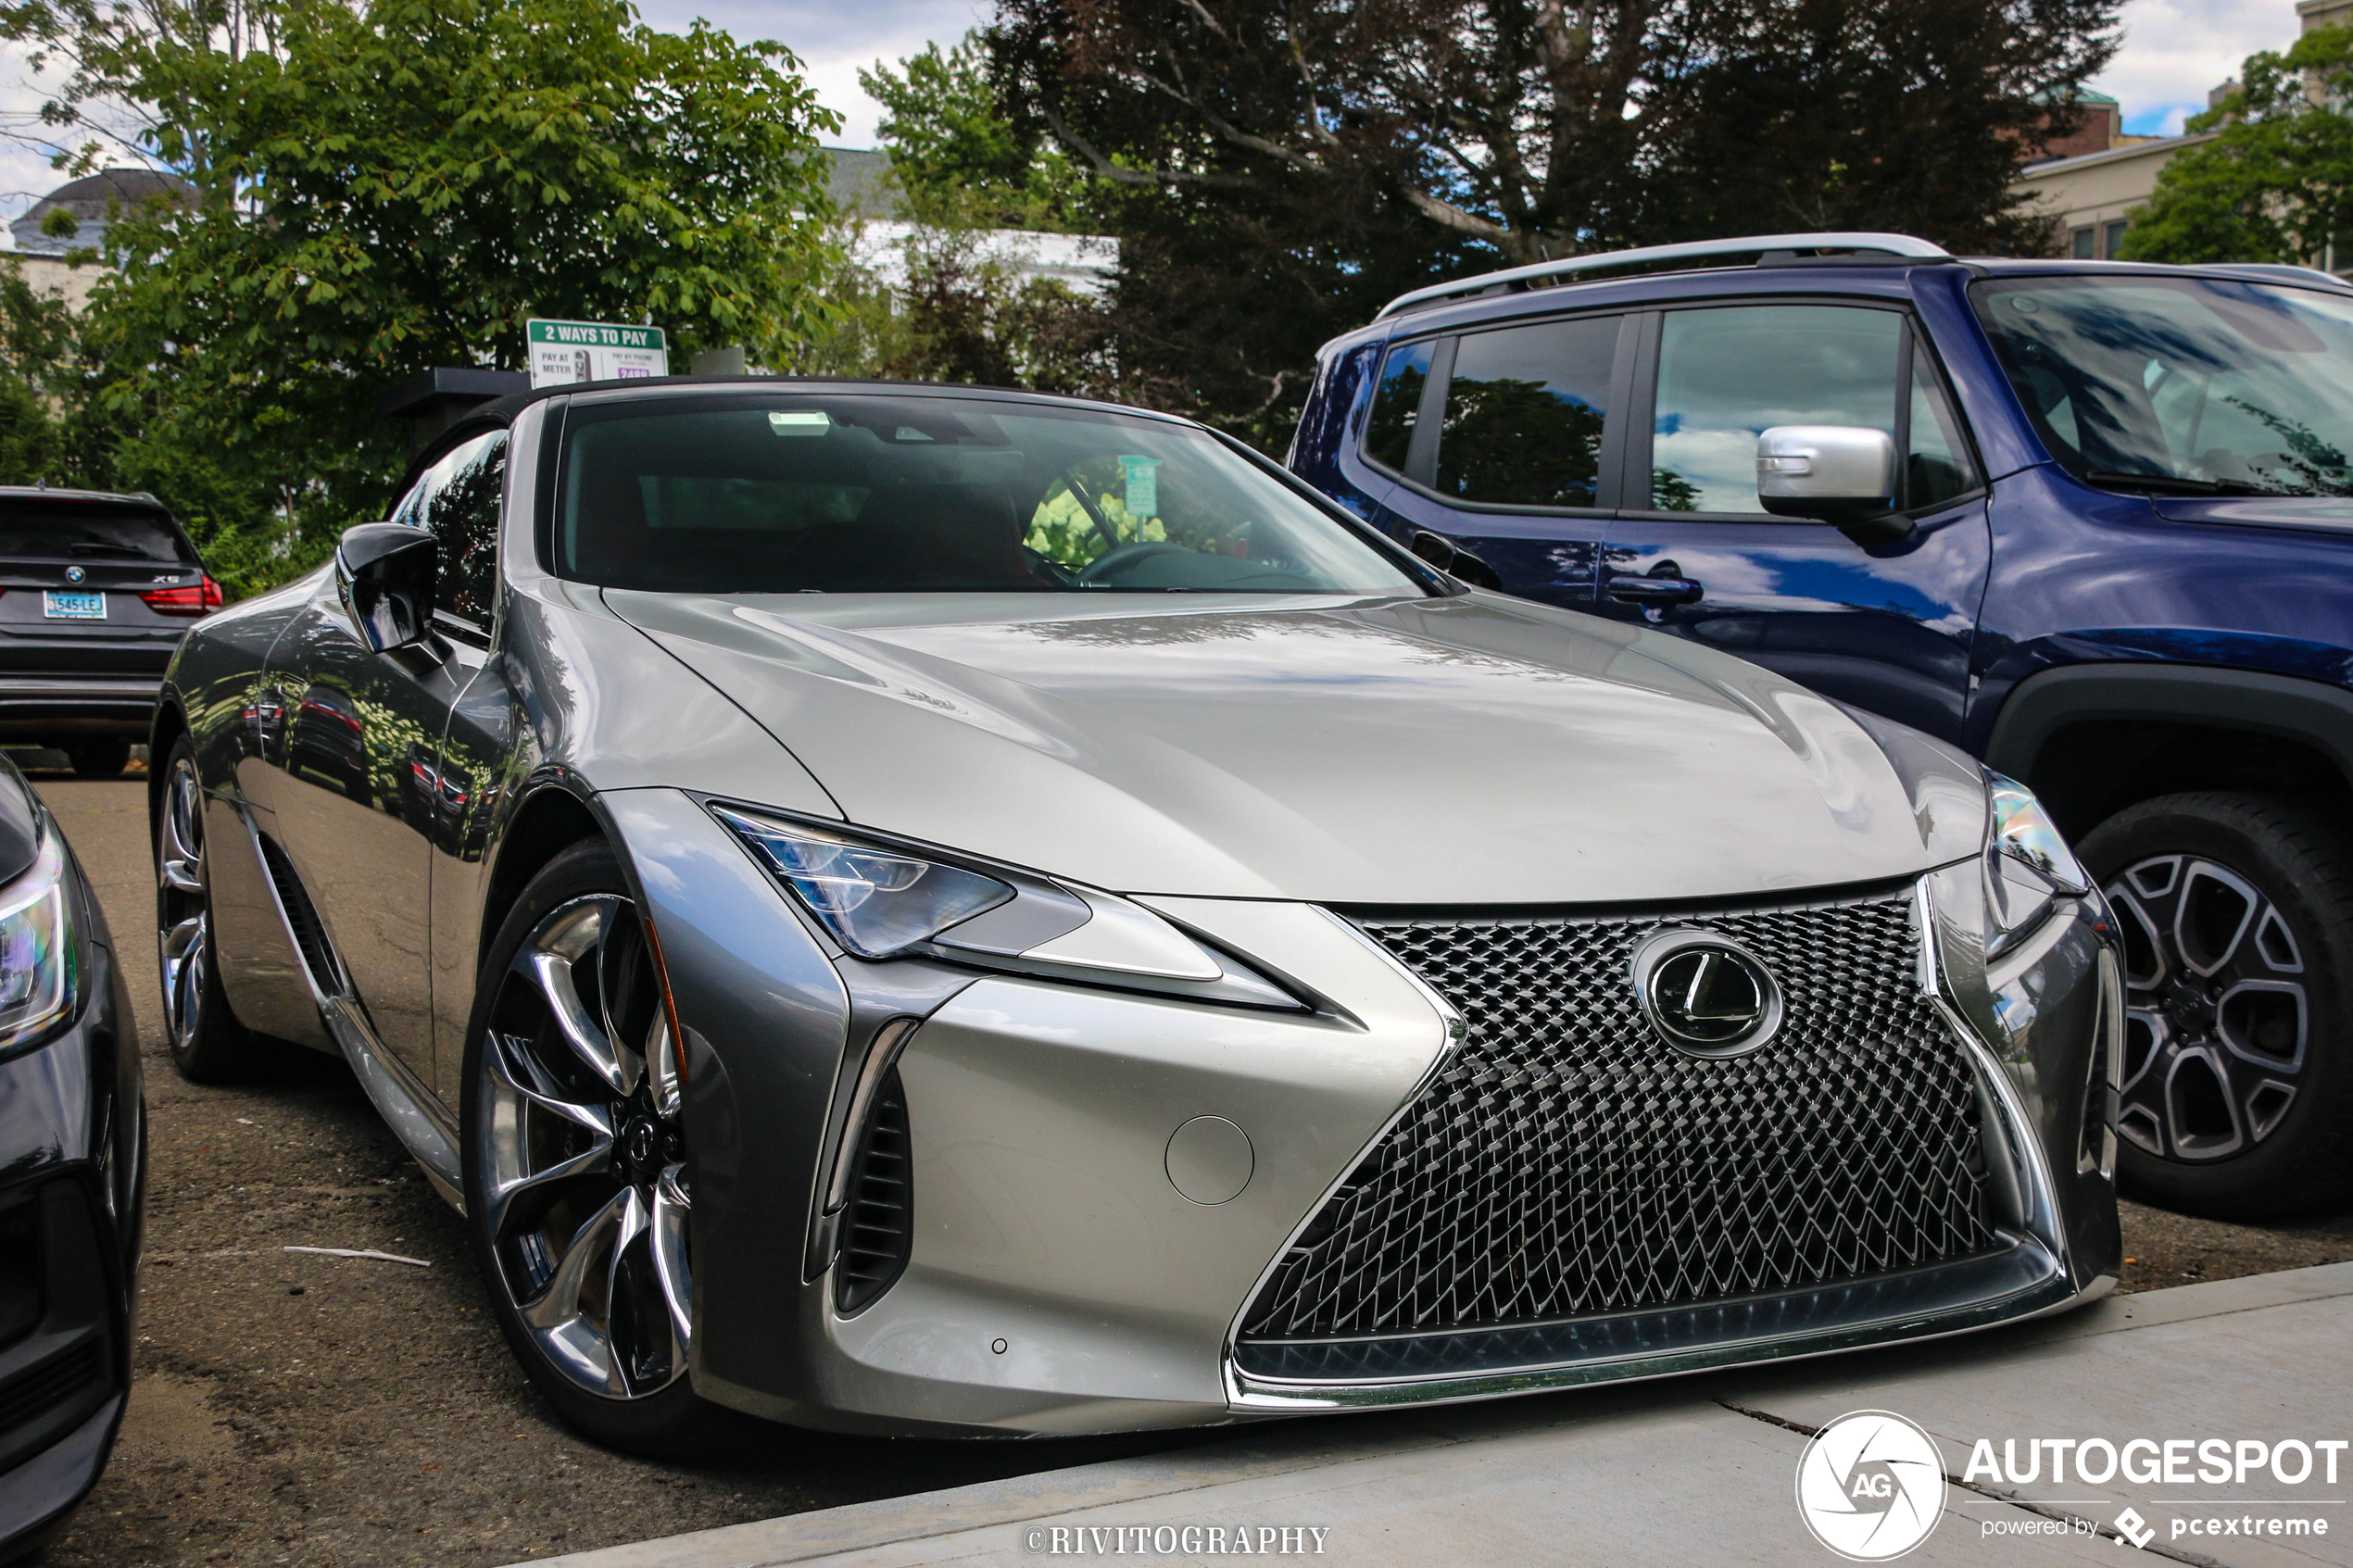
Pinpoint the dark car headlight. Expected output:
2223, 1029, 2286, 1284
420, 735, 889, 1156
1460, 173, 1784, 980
711, 802, 1302, 1010
1982, 771, 2089, 957
0, 826, 76, 1060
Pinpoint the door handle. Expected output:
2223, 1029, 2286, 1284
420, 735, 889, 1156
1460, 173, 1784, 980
1605, 573, 1704, 606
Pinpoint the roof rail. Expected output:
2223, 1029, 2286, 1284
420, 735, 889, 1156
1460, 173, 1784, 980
1374, 232, 1952, 320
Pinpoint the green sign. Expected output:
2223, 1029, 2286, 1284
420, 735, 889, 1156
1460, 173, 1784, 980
526, 318, 671, 387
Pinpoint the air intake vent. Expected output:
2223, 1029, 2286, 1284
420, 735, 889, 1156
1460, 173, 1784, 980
834, 1068, 911, 1314
0, 1338, 102, 1432
256, 831, 344, 994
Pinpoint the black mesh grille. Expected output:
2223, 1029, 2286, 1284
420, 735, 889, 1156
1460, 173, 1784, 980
835, 1068, 912, 1314
1239, 887, 1996, 1346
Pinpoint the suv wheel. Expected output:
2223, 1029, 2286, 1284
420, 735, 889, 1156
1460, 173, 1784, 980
2078, 791, 2353, 1219
156, 737, 271, 1081
460, 841, 739, 1457
69, 737, 131, 777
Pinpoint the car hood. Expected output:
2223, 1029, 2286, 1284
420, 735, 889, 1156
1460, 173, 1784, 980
603, 589, 1977, 905
2149, 495, 2353, 538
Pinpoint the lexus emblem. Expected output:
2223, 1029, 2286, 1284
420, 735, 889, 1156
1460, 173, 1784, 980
64, 565, 84, 583
1630, 927, 1782, 1057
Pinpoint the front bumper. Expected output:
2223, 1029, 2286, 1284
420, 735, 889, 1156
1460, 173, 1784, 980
0, 932, 141, 1557
615, 789, 2119, 1436
0, 676, 163, 738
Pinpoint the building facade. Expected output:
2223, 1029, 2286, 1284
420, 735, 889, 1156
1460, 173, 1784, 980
2010, 0, 2340, 262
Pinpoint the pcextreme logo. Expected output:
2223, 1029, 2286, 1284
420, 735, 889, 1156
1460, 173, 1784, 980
1795, 1411, 1949, 1561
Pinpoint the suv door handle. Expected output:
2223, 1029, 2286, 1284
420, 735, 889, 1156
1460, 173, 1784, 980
1605, 573, 1704, 606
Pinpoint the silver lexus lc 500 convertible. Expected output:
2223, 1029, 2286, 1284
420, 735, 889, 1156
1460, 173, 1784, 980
151, 379, 2121, 1454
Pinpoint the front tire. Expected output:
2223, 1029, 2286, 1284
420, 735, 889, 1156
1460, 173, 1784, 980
460, 840, 736, 1457
156, 737, 271, 1082
2079, 791, 2353, 1219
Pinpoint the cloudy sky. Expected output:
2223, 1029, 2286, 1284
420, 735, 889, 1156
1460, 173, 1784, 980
0, 0, 2302, 240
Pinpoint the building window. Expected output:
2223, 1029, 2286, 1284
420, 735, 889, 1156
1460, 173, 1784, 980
2071, 227, 2095, 259
2103, 220, 2130, 258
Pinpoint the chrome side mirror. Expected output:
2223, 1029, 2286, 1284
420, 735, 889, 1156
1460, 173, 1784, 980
336, 522, 437, 653
1755, 426, 1911, 543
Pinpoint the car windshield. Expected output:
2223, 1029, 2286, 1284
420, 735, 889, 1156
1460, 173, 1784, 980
0, 499, 191, 562
1973, 275, 2353, 497
557, 393, 1422, 595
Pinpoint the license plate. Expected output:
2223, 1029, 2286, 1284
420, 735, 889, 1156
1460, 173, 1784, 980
43, 590, 106, 620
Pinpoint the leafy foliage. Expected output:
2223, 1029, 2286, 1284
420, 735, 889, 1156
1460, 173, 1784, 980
859, 33, 1088, 230
2120, 24, 2353, 268
0, 0, 841, 589
0, 258, 83, 484
984, 0, 2116, 445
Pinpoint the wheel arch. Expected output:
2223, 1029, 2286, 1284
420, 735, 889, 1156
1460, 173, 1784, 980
1985, 664, 2353, 838
476, 776, 610, 969
145, 694, 188, 847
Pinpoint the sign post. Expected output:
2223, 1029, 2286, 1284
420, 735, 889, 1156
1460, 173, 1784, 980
526, 319, 671, 388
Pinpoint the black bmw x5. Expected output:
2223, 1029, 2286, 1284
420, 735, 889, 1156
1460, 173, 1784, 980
0, 488, 220, 776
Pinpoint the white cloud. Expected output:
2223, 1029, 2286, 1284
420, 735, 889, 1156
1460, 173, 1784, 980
635, 0, 984, 147
2095, 0, 2298, 135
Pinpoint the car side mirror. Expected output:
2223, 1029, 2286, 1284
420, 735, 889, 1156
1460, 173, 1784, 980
1755, 426, 1913, 544
336, 522, 437, 653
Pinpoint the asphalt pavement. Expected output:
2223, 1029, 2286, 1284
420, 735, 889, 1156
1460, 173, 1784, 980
20, 767, 2353, 1568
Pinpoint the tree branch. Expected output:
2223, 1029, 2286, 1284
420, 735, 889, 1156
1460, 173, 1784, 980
1038, 99, 1259, 190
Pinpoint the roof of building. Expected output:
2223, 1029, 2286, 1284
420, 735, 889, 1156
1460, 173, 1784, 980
10, 166, 196, 254
2017, 130, 2214, 178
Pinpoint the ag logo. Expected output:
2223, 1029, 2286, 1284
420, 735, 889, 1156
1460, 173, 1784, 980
1795, 1410, 1947, 1561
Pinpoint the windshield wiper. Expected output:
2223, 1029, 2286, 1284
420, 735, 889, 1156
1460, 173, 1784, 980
2084, 470, 2274, 497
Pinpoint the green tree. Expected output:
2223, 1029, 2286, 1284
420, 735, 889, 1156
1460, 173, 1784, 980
2120, 24, 2353, 267
0, 258, 82, 484
985, 0, 2116, 445
2, 0, 842, 579
858, 31, 1085, 230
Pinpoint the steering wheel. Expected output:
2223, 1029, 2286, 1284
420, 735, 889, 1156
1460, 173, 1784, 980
1077, 541, 1192, 584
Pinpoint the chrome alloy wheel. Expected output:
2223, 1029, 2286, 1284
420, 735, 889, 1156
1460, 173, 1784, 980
157, 754, 212, 1052
2106, 854, 2309, 1163
478, 894, 692, 1400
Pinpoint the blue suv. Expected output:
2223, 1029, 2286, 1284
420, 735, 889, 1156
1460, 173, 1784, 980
1289, 232, 2353, 1221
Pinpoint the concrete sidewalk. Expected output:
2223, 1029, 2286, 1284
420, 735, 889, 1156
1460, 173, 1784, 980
519, 1263, 2353, 1568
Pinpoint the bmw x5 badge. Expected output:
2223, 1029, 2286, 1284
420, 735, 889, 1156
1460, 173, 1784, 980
1630, 927, 1783, 1057
64, 565, 84, 583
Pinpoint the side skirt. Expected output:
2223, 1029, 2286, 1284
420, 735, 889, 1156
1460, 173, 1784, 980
247, 821, 466, 1210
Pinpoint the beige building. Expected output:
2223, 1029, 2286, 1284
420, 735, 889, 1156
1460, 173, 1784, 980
2012, 0, 2342, 260
2012, 132, 2216, 259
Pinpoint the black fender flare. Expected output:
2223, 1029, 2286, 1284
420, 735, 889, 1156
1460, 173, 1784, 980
1984, 663, 2353, 796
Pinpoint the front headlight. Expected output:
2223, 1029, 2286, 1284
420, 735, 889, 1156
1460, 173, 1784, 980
1983, 771, 2089, 954
711, 806, 1013, 959
711, 802, 1301, 1009
0, 825, 76, 1060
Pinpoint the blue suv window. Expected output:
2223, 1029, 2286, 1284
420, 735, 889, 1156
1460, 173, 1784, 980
1644, 305, 1975, 514
1974, 274, 2353, 496
1363, 340, 1434, 475
1652, 306, 1904, 513
1434, 316, 1617, 508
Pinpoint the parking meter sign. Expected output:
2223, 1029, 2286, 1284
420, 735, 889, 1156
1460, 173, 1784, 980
527, 319, 670, 388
